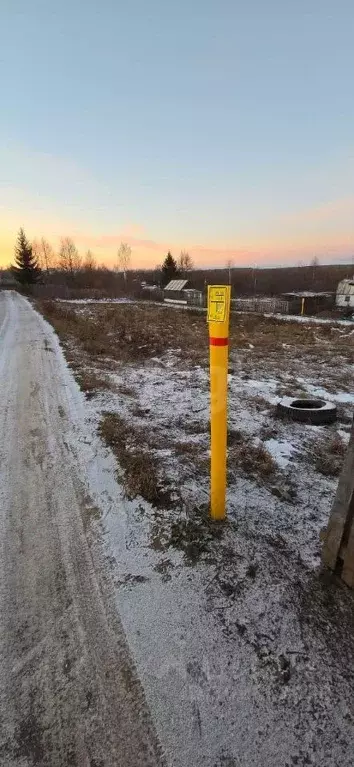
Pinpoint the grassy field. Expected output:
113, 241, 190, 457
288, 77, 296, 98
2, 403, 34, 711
37, 297, 354, 569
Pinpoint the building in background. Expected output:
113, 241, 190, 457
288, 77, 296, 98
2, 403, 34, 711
336, 278, 354, 310
163, 279, 203, 307
280, 291, 334, 315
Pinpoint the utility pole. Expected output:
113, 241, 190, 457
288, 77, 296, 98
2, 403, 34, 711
226, 259, 233, 286
252, 263, 258, 295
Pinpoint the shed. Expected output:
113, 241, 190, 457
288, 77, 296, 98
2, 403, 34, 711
281, 291, 333, 315
336, 278, 354, 310
164, 279, 189, 304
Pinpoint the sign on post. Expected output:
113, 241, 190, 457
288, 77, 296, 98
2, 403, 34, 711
207, 285, 231, 520
207, 286, 229, 323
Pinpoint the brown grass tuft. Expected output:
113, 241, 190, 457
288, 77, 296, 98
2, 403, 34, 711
167, 506, 224, 565
75, 369, 111, 396
174, 440, 202, 457
99, 412, 164, 504
229, 433, 277, 480
314, 434, 346, 477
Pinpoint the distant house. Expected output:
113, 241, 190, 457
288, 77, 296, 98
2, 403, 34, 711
163, 279, 203, 307
336, 278, 354, 310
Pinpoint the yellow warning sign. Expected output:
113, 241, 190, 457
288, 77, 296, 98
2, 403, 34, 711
207, 286, 229, 323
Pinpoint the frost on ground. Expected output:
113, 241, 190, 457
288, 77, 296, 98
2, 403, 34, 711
38, 299, 354, 767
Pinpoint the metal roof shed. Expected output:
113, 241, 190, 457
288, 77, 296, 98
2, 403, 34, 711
164, 279, 189, 304
164, 279, 189, 291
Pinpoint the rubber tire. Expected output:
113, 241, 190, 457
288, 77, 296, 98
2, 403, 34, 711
276, 398, 337, 425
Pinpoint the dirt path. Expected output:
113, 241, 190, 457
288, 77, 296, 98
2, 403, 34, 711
0, 291, 165, 767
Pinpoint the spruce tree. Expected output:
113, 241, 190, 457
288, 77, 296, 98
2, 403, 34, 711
161, 252, 178, 286
12, 228, 41, 285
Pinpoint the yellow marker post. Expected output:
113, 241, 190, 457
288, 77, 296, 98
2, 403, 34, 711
207, 285, 231, 520
301, 297, 305, 316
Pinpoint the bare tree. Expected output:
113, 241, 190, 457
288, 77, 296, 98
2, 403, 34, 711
116, 242, 132, 285
178, 250, 194, 277
31, 239, 41, 267
41, 238, 55, 272
59, 237, 81, 276
310, 255, 320, 287
83, 250, 97, 271
32, 238, 55, 273
81, 250, 97, 289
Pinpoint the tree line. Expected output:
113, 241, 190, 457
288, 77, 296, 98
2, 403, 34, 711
7, 227, 353, 296
9, 228, 194, 288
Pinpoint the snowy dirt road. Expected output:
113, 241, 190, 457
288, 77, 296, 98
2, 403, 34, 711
0, 292, 165, 766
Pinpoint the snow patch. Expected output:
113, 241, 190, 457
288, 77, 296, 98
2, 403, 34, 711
264, 438, 294, 468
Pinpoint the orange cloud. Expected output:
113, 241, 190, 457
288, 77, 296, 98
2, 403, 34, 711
1, 225, 353, 270
1, 195, 354, 270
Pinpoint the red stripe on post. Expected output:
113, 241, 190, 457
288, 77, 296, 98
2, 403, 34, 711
209, 337, 229, 346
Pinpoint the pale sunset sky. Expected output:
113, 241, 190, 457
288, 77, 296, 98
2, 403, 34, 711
1, 1, 354, 269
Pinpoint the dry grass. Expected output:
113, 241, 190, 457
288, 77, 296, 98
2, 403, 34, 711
183, 421, 207, 435
99, 412, 171, 505
314, 434, 346, 477
115, 383, 137, 398
174, 440, 203, 458
247, 394, 270, 412
38, 298, 351, 499
75, 368, 111, 396
38, 300, 208, 364
38, 299, 354, 373
228, 430, 277, 480
131, 404, 151, 418
167, 506, 224, 565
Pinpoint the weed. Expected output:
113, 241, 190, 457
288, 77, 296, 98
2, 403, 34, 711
229, 433, 276, 480
184, 421, 207, 435
153, 558, 174, 581
246, 562, 258, 579
167, 506, 224, 565
227, 429, 244, 447
248, 394, 270, 412
314, 434, 346, 477
124, 452, 161, 504
99, 412, 169, 505
115, 383, 137, 398
174, 440, 202, 457
75, 369, 110, 395
131, 404, 150, 417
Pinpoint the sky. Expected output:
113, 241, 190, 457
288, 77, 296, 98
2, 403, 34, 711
1, 0, 354, 269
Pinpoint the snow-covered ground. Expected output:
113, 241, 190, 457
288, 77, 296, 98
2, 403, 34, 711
57, 296, 133, 304
57, 297, 354, 327
263, 312, 354, 326
39, 298, 354, 767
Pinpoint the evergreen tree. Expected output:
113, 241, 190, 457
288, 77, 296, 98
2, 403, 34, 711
161, 252, 178, 286
11, 228, 41, 285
